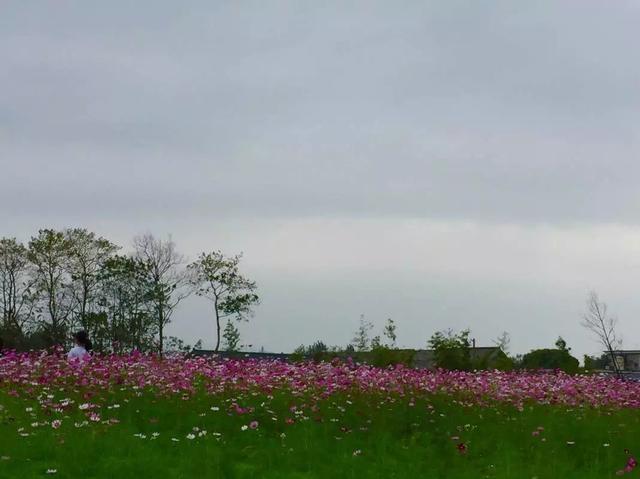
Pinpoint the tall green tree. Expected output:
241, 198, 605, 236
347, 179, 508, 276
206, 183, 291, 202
97, 255, 155, 352
222, 319, 241, 352
66, 228, 119, 331
188, 251, 259, 352
28, 229, 73, 344
0, 238, 37, 345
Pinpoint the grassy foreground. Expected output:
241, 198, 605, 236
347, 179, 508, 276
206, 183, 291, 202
1, 388, 639, 478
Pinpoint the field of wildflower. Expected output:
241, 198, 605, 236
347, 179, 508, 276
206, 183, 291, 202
1, 352, 640, 478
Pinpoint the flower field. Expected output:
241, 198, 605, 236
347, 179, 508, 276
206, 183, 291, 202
1, 352, 640, 478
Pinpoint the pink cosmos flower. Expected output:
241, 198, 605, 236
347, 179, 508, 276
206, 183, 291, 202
625, 456, 638, 473
6, 351, 640, 420
616, 451, 637, 475
249, 420, 259, 429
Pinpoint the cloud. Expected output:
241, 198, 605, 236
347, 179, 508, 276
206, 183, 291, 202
3, 1, 640, 224
167, 217, 640, 357
2, 1, 640, 357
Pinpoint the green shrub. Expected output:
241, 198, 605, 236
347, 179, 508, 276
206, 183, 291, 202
583, 353, 609, 370
521, 348, 580, 374
492, 351, 515, 371
428, 329, 472, 371
368, 346, 415, 368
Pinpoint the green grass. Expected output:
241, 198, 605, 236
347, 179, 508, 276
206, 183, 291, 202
0, 389, 638, 478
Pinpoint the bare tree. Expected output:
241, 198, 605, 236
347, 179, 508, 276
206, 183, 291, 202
493, 331, 511, 354
351, 315, 373, 352
133, 234, 191, 354
582, 291, 622, 379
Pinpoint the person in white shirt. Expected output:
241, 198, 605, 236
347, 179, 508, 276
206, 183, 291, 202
68, 330, 92, 360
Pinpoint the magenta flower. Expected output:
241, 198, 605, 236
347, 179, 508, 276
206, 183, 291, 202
616, 451, 637, 475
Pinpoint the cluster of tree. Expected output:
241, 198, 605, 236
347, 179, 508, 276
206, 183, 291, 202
292, 317, 414, 367
428, 329, 514, 371
296, 293, 620, 373
583, 353, 610, 370
0, 229, 259, 354
428, 331, 606, 374
293, 316, 397, 355
2, 233, 625, 373
425, 329, 585, 372
350, 316, 397, 351
427, 292, 624, 375
292, 314, 600, 373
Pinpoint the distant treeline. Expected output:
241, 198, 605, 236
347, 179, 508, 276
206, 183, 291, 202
0, 230, 617, 373
0, 229, 258, 354
293, 331, 612, 373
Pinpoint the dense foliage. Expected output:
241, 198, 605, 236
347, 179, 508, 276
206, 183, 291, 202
521, 348, 580, 373
0, 229, 256, 354
428, 329, 473, 370
427, 329, 513, 371
520, 338, 580, 373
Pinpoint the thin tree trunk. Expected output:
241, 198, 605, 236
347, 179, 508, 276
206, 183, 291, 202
606, 340, 623, 380
158, 300, 164, 356
214, 298, 220, 352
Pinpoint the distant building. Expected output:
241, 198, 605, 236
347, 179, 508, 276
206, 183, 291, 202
609, 351, 640, 372
190, 350, 290, 361
191, 346, 505, 370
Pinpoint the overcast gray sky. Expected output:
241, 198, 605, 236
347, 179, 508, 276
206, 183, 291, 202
2, 1, 640, 357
